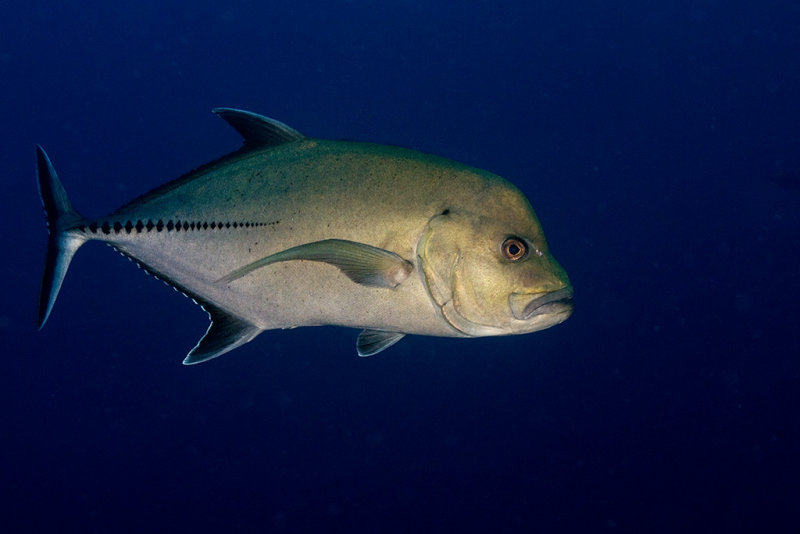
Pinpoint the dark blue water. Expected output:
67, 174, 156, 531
2, 2, 798, 532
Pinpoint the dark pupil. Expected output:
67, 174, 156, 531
508, 243, 520, 256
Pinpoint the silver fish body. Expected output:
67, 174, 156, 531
36, 109, 573, 363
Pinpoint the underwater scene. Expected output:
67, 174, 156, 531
1, 1, 798, 532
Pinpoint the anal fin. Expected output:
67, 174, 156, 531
184, 305, 262, 365
357, 329, 405, 357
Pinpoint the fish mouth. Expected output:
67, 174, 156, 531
509, 287, 574, 321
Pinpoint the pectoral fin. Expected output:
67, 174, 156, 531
219, 239, 413, 288
357, 329, 405, 357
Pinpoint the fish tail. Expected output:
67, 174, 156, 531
35, 145, 89, 329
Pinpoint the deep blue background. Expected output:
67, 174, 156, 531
2, 1, 799, 532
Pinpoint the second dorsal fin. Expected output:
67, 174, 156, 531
213, 108, 304, 149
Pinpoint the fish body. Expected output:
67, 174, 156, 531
36, 109, 573, 363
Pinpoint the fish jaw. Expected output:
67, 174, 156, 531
508, 286, 574, 330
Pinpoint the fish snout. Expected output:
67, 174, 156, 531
509, 286, 574, 321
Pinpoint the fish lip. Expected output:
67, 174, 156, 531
510, 287, 574, 320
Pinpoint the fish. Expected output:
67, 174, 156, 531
36, 108, 573, 364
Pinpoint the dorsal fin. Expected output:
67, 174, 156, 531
212, 108, 304, 149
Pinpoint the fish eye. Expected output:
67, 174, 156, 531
501, 236, 528, 261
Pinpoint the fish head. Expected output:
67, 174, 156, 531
417, 184, 573, 337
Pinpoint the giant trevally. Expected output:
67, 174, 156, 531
36, 108, 573, 364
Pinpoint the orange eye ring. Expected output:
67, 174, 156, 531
501, 237, 528, 261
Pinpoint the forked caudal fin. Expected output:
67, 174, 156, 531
35, 145, 88, 330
